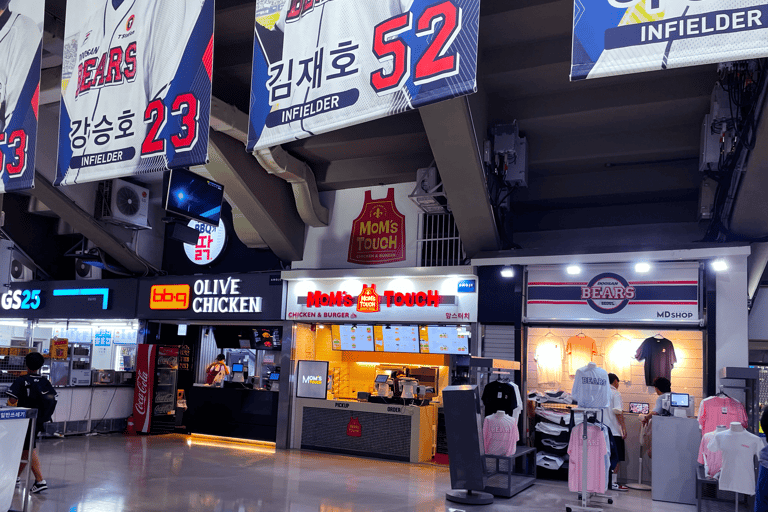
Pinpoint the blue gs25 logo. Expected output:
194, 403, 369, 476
1, 290, 42, 310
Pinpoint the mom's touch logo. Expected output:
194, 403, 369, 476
580, 273, 636, 314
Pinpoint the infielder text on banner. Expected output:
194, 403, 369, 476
247, 0, 480, 152
55, 0, 214, 186
572, 0, 768, 80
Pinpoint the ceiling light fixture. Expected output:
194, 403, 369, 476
712, 259, 728, 272
566, 265, 582, 275
500, 266, 514, 278
635, 262, 651, 273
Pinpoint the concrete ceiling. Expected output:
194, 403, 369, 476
12, 0, 761, 274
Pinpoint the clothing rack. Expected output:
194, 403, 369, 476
567, 408, 613, 512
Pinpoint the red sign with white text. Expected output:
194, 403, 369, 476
348, 188, 406, 265
307, 289, 440, 310
132, 344, 156, 434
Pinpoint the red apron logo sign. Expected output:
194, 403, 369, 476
348, 188, 405, 265
357, 284, 381, 313
580, 272, 636, 314
347, 417, 362, 437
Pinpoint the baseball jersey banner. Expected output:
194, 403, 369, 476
0, 0, 44, 193
526, 262, 700, 324
55, 0, 214, 186
572, 0, 768, 81
247, 0, 480, 151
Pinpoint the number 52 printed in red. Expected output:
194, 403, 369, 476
247, 0, 480, 152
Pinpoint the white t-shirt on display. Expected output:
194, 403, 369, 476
572, 363, 611, 409
707, 428, 766, 495
604, 335, 633, 383
534, 336, 564, 386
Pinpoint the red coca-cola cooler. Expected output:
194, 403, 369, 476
132, 345, 179, 434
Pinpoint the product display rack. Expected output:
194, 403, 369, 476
567, 408, 613, 512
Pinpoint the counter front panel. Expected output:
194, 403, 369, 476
301, 407, 411, 461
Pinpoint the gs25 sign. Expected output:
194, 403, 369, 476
1, 289, 42, 311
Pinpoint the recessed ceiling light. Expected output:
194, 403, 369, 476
712, 259, 728, 272
500, 267, 514, 278
566, 265, 582, 275
635, 262, 651, 273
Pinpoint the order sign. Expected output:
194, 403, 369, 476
184, 219, 226, 265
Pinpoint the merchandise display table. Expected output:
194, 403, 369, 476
483, 446, 537, 497
293, 398, 437, 462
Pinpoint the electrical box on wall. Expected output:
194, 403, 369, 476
493, 122, 528, 187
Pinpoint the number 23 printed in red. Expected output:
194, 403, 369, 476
371, 1, 462, 94
0, 130, 29, 178
141, 93, 200, 157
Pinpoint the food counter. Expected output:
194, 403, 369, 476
185, 385, 279, 442
293, 398, 438, 462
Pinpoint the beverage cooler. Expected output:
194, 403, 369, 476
132, 345, 179, 434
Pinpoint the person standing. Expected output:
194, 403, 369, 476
6, 352, 57, 493
205, 354, 230, 386
641, 377, 673, 424
605, 373, 628, 491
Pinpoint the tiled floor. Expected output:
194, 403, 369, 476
7, 434, 704, 512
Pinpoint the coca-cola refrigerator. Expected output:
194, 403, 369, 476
133, 345, 179, 434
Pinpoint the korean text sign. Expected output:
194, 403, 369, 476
55, 0, 214, 185
247, 0, 479, 151
0, 0, 44, 192
572, 0, 768, 80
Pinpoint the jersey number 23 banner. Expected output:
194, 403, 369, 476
0, 0, 44, 193
247, 0, 479, 151
56, 0, 214, 186
572, 0, 768, 80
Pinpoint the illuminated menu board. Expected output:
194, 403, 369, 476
374, 325, 419, 353
338, 324, 374, 351
420, 325, 469, 355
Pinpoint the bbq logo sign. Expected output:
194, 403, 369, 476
55, 0, 214, 185
247, 0, 480, 151
572, 0, 768, 81
527, 263, 700, 323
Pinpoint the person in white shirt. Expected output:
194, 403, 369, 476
606, 373, 628, 491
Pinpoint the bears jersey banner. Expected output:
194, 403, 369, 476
572, 0, 768, 80
0, 0, 44, 193
55, 0, 214, 186
247, 0, 479, 151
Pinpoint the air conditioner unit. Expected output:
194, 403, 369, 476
10, 259, 33, 282
75, 258, 102, 280
96, 179, 150, 229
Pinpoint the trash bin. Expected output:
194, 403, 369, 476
0, 408, 33, 512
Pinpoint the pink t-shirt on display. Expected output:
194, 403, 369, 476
483, 412, 519, 457
698, 397, 748, 436
568, 423, 608, 493
698, 431, 724, 478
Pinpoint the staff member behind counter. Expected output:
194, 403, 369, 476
205, 354, 230, 386
641, 377, 673, 424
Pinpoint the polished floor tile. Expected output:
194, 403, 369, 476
7, 434, 702, 512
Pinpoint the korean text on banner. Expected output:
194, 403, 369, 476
247, 0, 479, 151
571, 0, 768, 81
55, 0, 214, 186
0, 0, 44, 192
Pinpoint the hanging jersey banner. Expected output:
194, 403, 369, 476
348, 188, 406, 265
527, 262, 700, 324
571, 0, 768, 81
0, 1, 44, 193
55, 0, 214, 186
247, 0, 480, 151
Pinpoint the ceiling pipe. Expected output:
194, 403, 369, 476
254, 146, 329, 227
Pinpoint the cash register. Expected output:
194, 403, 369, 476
231, 363, 245, 383
375, 374, 393, 398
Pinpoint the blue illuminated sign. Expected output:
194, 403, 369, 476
458, 280, 476, 293
52, 288, 110, 310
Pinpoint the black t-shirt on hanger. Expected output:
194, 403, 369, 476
482, 380, 518, 415
635, 336, 677, 386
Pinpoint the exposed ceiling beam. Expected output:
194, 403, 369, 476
204, 130, 305, 261
317, 153, 433, 191
28, 172, 158, 275
420, 96, 500, 256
